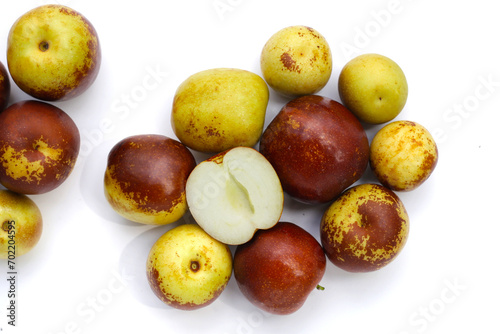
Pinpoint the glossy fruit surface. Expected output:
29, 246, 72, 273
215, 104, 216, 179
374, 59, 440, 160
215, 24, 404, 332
7, 5, 101, 101
234, 221, 326, 314
147, 224, 233, 310
104, 134, 196, 225
260, 95, 369, 203
0, 100, 80, 194
320, 183, 409, 272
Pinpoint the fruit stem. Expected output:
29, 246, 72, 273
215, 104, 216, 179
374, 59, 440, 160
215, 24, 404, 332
316, 285, 325, 291
39, 41, 50, 52
190, 260, 200, 272
2, 220, 10, 232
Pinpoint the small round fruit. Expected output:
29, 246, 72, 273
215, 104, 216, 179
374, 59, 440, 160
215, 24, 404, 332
171, 68, 269, 153
370, 120, 438, 191
146, 224, 233, 310
0, 189, 43, 258
338, 53, 408, 124
259, 95, 369, 204
0, 100, 80, 195
320, 183, 409, 273
261, 25, 332, 97
104, 134, 196, 225
0, 61, 11, 111
7, 5, 101, 101
234, 222, 326, 315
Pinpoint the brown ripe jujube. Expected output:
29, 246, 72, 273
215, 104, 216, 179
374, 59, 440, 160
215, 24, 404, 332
0, 100, 80, 194
259, 95, 369, 204
320, 183, 410, 272
104, 134, 196, 225
234, 221, 326, 315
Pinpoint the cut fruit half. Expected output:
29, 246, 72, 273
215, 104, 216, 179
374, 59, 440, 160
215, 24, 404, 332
186, 147, 284, 245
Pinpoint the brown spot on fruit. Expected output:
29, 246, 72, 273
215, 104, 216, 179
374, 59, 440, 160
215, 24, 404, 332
280, 52, 300, 72
204, 126, 221, 137
147, 266, 168, 304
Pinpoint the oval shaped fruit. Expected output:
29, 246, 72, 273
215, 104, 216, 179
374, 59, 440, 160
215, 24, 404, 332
261, 25, 332, 97
0, 100, 80, 195
147, 224, 233, 310
370, 120, 438, 191
171, 68, 269, 153
234, 222, 326, 315
104, 134, 196, 225
259, 95, 369, 204
0, 189, 43, 258
7, 5, 101, 101
338, 53, 408, 124
320, 183, 409, 272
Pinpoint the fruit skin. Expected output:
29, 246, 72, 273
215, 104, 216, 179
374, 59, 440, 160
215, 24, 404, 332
261, 25, 332, 97
338, 53, 408, 124
104, 134, 196, 225
0, 61, 10, 111
0, 189, 43, 259
320, 183, 409, 273
259, 95, 369, 204
7, 4, 101, 101
0, 100, 80, 195
171, 68, 269, 153
369, 120, 438, 191
234, 222, 326, 315
146, 223, 233, 310
186, 146, 284, 245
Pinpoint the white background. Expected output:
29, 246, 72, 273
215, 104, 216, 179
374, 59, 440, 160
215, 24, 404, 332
1, 0, 499, 333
